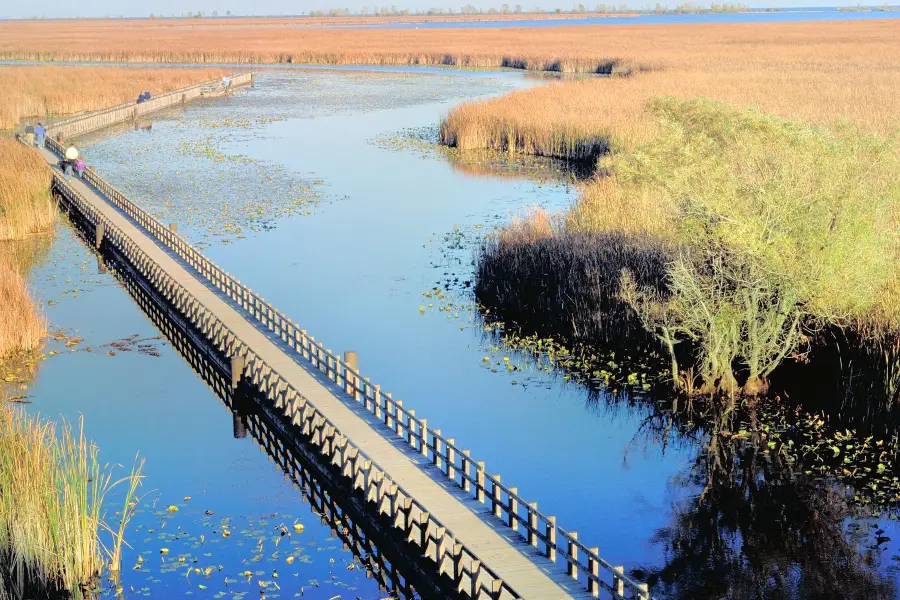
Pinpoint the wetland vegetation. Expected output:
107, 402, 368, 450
3, 12, 900, 599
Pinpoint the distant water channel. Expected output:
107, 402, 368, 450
22, 69, 900, 598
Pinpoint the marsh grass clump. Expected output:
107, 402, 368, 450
0, 140, 54, 243
0, 408, 143, 597
477, 99, 900, 397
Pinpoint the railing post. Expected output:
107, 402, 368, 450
507, 488, 518, 531
407, 409, 416, 446
433, 429, 443, 472
373, 384, 382, 419
169, 222, 178, 233
476, 462, 485, 503
546, 516, 557, 562
637, 583, 650, 600
384, 392, 393, 429
419, 512, 430, 548
492, 475, 502, 519
446, 438, 456, 482
230, 354, 245, 389
343, 350, 358, 398
528, 503, 538, 547
419, 418, 428, 457
567, 532, 578, 580
612, 566, 625, 598
394, 400, 404, 437
588, 548, 599, 597
462, 450, 471, 492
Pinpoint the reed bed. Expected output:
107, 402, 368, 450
0, 140, 54, 241
3, 18, 896, 77
441, 49, 900, 160
0, 66, 229, 130
0, 253, 46, 361
0, 408, 143, 596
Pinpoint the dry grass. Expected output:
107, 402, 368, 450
441, 22, 900, 159
0, 251, 46, 361
0, 66, 230, 130
0, 407, 143, 594
0, 140, 54, 241
5, 18, 895, 76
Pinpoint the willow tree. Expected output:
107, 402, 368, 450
619, 98, 899, 395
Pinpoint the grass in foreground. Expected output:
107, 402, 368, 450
0, 407, 143, 596
0, 66, 229, 130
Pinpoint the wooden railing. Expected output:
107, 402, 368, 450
43, 126, 651, 599
46, 73, 253, 139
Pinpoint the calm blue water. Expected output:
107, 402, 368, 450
328, 7, 900, 28
17, 67, 900, 598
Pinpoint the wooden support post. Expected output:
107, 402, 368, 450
452, 543, 463, 588
567, 532, 578, 579
343, 350, 358, 397
462, 450, 471, 492
230, 354, 245, 389
407, 410, 416, 446
587, 548, 599, 597
637, 583, 649, 599
95, 222, 105, 249
446, 439, 456, 481
546, 516, 557, 562
384, 392, 393, 430
507, 488, 518, 531
232, 412, 247, 439
491, 580, 503, 600
419, 512, 430, 549
435, 526, 447, 574
97, 255, 107, 275
373, 384, 382, 419
417, 418, 427, 456
476, 462, 485, 503
433, 430, 443, 472
394, 400, 404, 437
528, 503, 538, 547
612, 566, 625, 598
492, 475, 502, 519
470, 561, 481, 598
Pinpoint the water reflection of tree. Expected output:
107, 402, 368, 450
641, 405, 896, 600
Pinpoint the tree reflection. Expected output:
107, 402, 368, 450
643, 404, 896, 600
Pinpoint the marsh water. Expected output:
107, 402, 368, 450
12, 69, 900, 598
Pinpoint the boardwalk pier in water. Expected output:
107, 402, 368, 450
25, 78, 651, 599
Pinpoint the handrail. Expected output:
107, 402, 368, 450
46, 73, 253, 137
42, 116, 651, 599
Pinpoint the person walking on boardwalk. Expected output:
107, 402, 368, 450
34, 122, 45, 148
75, 158, 86, 179
63, 146, 79, 178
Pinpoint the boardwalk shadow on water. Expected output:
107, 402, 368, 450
61, 207, 466, 600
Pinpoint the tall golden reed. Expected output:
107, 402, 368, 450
0, 139, 54, 242
0, 408, 143, 594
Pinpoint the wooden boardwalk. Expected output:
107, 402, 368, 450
24, 77, 651, 600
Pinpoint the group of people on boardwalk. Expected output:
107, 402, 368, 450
22, 121, 85, 179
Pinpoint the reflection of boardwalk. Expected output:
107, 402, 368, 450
34, 128, 650, 599
103, 252, 450, 598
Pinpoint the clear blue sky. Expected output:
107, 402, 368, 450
1, 0, 888, 19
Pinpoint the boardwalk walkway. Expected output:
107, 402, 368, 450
26, 81, 651, 600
